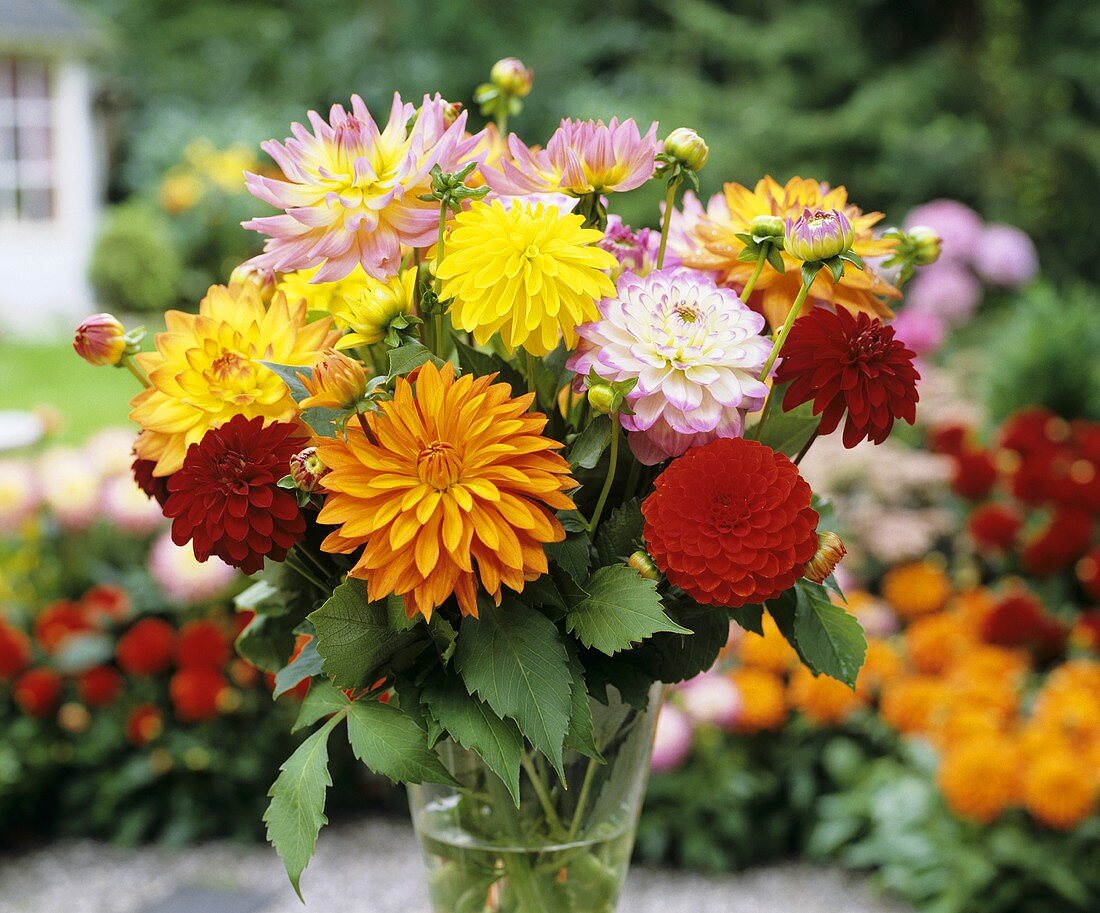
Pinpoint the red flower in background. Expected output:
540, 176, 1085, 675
125, 703, 164, 747
1072, 611, 1100, 651
78, 665, 123, 708
0, 623, 32, 680
33, 601, 93, 653
175, 620, 230, 670
170, 667, 229, 722
116, 618, 176, 676
980, 591, 1066, 655
927, 423, 971, 457
132, 455, 171, 507
950, 448, 999, 500
163, 415, 308, 575
13, 668, 62, 718
643, 438, 819, 607
81, 584, 132, 626
1079, 548, 1100, 602
999, 407, 1067, 457
1021, 509, 1095, 576
968, 503, 1022, 553
775, 308, 919, 448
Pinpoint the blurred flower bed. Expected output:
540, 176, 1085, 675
0, 431, 378, 845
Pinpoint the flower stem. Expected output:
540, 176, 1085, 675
519, 753, 565, 837
739, 247, 768, 302
587, 419, 621, 534
525, 349, 540, 400
121, 355, 151, 388
495, 109, 508, 136
655, 178, 681, 270
794, 427, 820, 465
758, 277, 813, 382
432, 204, 448, 359
567, 757, 600, 841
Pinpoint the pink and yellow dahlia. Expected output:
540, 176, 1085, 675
568, 268, 772, 464
244, 94, 483, 281
130, 284, 338, 476
485, 118, 658, 197
670, 176, 900, 330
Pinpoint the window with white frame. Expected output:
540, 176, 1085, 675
0, 57, 55, 222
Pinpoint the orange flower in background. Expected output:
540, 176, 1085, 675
729, 667, 788, 733
789, 664, 864, 725
881, 560, 952, 619
317, 361, 577, 619
880, 675, 950, 735
855, 639, 904, 699
905, 612, 971, 674
736, 613, 798, 674
673, 176, 900, 329
937, 733, 1019, 824
126, 703, 164, 747
1021, 749, 1098, 830
33, 600, 93, 653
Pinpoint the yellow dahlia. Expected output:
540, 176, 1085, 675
437, 200, 617, 355
672, 176, 901, 330
331, 270, 417, 349
276, 264, 376, 315
130, 285, 338, 475
315, 361, 577, 619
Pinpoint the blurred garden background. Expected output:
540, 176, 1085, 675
1, 0, 1099, 911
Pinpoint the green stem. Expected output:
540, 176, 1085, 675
495, 108, 508, 136
283, 553, 328, 593
794, 427, 820, 465
655, 178, 681, 270
758, 276, 813, 381
739, 247, 768, 302
567, 757, 600, 842
587, 419, 621, 534
525, 349, 539, 399
483, 771, 553, 913
520, 754, 565, 837
431, 205, 448, 359
121, 356, 151, 388
623, 457, 641, 503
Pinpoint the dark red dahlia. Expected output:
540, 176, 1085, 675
163, 415, 308, 575
979, 591, 1066, 656
1078, 547, 1100, 602
642, 437, 819, 607
951, 448, 999, 500
170, 667, 228, 722
775, 308, 919, 448
116, 618, 175, 676
967, 503, 1022, 553
927, 423, 971, 456
78, 665, 123, 708
13, 668, 62, 718
1020, 509, 1094, 576
998, 407, 1066, 457
175, 619, 231, 670
132, 456, 171, 507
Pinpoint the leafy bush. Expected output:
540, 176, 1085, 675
90, 201, 184, 314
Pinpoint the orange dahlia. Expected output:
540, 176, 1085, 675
672, 176, 900, 330
316, 361, 577, 619
937, 734, 1019, 824
1022, 750, 1098, 830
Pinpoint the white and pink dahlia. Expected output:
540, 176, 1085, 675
568, 268, 772, 465
243, 93, 482, 280
486, 118, 658, 196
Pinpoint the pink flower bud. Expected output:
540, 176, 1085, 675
73, 314, 127, 366
490, 58, 533, 97
289, 447, 328, 493
784, 208, 855, 263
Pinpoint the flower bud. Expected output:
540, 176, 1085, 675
784, 207, 855, 263
289, 447, 329, 493
629, 550, 661, 581
228, 264, 278, 303
490, 57, 533, 97
749, 214, 785, 240
297, 349, 368, 411
662, 127, 709, 172
587, 383, 620, 415
73, 313, 127, 367
906, 225, 942, 265
804, 531, 847, 584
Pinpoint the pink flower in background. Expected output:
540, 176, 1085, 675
666, 189, 728, 270
973, 223, 1039, 288
905, 262, 982, 324
569, 268, 772, 465
677, 671, 742, 729
486, 118, 658, 196
891, 308, 947, 356
598, 215, 660, 277
0, 459, 39, 531
100, 474, 165, 536
84, 427, 142, 478
650, 704, 694, 773
244, 94, 481, 280
40, 449, 100, 531
903, 199, 984, 264
149, 531, 239, 604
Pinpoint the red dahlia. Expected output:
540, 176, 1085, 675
951, 448, 999, 500
132, 455, 171, 506
14, 668, 62, 718
642, 437, 819, 607
967, 503, 1022, 553
78, 665, 123, 707
0, 623, 31, 680
164, 415, 308, 575
1020, 509, 1094, 576
175, 620, 230, 670
125, 703, 164, 746
776, 308, 919, 448
979, 592, 1066, 655
170, 667, 229, 722
116, 618, 176, 676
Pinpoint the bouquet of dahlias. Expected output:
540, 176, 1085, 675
75, 59, 937, 912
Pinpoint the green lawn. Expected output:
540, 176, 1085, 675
0, 338, 137, 442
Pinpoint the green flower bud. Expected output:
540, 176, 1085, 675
628, 550, 660, 581
490, 58, 533, 98
587, 383, 620, 415
662, 127, 709, 172
906, 225, 942, 266
749, 214, 786, 240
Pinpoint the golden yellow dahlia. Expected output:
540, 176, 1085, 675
316, 361, 577, 620
298, 349, 368, 411
130, 285, 338, 476
437, 200, 617, 355
331, 270, 417, 349
673, 176, 900, 330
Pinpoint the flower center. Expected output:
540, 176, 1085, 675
523, 243, 541, 259
203, 351, 263, 405
673, 302, 700, 324
417, 441, 463, 491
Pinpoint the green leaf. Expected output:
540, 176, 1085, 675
234, 579, 280, 612
569, 414, 612, 469
517, 576, 567, 615
533, 342, 569, 409
746, 383, 820, 456
428, 615, 458, 664
566, 564, 688, 655
423, 673, 523, 804
729, 603, 765, 635
345, 699, 458, 786
454, 597, 573, 774
628, 606, 728, 683
453, 338, 524, 393
546, 531, 591, 584
273, 637, 324, 698
292, 679, 350, 733
300, 406, 345, 438
308, 581, 428, 689
593, 499, 644, 565
264, 714, 342, 898
388, 341, 445, 379
235, 611, 298, 674
261, 361, 310, 401
768, 580, 866, 688
564, 647, 603, 762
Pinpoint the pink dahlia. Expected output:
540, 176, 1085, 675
973, 223, 1039, 288
243, 93, 482, 280
597, 215, 660, 277
568, 268, 771, 465
485, 118, 658, 196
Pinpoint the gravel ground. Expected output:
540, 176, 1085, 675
0, 818, 912, 913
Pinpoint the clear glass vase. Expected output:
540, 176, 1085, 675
408, 686, 662, 913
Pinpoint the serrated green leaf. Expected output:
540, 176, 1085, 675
292, 678, 350, 732
235, 611, 298, 674
423, 673, 523, 804
746, 383, 820, 456
273, 637, 324, 698
729, 603, 765, 635
768, 580, 866, 687
454, 597, 573, 774
566, 564, 688, 655
628, 606, 728, 683
345, 699, 458, 786
264, 714, 342, 898
546, 531, 591, 584
261, 361, 310, 401
300, 406, 345, 437
388, 341, 445, 378
308, 581, 428, 689
453, 338, 524, 393
564, 646, 603, 762
569, 414, 613, 469
428, 615, 458, 664
593, 499, 643, 565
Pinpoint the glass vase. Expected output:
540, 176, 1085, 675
408, 686, 662, 913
